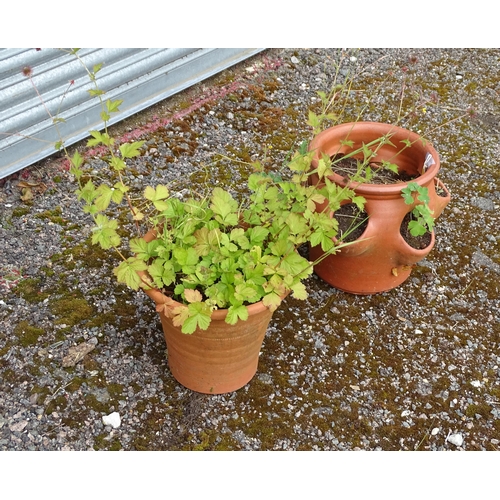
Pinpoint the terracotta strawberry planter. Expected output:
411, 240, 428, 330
138, 230, 278, 394
308, 122, 450, 294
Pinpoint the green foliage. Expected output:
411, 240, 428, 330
100, 150, 355, 333
401, 182, 435, 236
28, 51, 360, 334
28, 48, 447, 339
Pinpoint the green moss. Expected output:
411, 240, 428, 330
107, 383, 124, 398
56, 238, 113, 269
35, 206, 67, 225
93, 433, 123, 450
12, 206, 31, 217
66, 377, 85, 392
13, 277, 50, 303
49, 295, 93, 327
84, 394, 109, 414
2, 369, 18, 383
14, 321, 45, 347
184, 430, 238, 451
30, 385, 51, 404
465, 403, 492, 418
41, 266, 55, 277
45, 394, 69, 415
82, 357, 101, 372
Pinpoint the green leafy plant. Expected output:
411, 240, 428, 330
305, 51, 469, 241
25, 49, 361, 334
401, 182, 435, 236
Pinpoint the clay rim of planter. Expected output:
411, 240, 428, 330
309, 121, 441, 196
137, 228, 285, 322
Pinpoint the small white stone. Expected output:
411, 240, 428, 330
9, 421, 28, 433
414, 329, 423, 334
456, 74, 463, 80
470, 380, 481, 388
431, 427, 440, 436
350, 56, 357, 62
401, 410, 411, 417
447, 433, 464, 447
102, 412, 121, 429
291, 56, 300, 64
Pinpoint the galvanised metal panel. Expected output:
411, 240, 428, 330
0, 48, 264, 179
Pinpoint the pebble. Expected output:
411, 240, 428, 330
9, 421, 28, 432
102, 412, 121, 429
431, 427, 440, 436
447, 433, 464, 447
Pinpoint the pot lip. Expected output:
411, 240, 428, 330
397, 227, 436, 255
140, 282, 276, 320
309, 121, 441, 195
138, 229, 287, 320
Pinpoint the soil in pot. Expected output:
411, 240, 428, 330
399, 212, 432, 250
331, 154, 419, 184
335, 203, 369, 243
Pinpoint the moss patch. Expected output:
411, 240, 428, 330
14, 321, 45, 347
13, 277, 50, 303
49, 295, 93, 327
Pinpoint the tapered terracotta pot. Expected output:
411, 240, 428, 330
139, 230, 277, 394
308, 122, 450, 294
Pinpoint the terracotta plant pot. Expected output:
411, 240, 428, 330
308, 122, 451, 294
139, 230, 278, 394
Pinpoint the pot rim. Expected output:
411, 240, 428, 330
309, 121, 441, 196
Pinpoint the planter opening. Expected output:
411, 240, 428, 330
399, 212, 432, 250
334, 203, 369, 243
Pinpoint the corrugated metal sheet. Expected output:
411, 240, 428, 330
0, 48, 264, 179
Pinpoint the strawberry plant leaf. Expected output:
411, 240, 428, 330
112, 257, 148, 290
182, 302, 212, 333
91, 214, 121, 249
226, 304, 249, 325
120, 141, 145, 159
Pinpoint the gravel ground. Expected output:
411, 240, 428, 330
0, 48, 499, 451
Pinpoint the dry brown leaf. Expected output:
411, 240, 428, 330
62, 341, 96, 368
20, 187, 33, 201
17, 181, 41, 188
